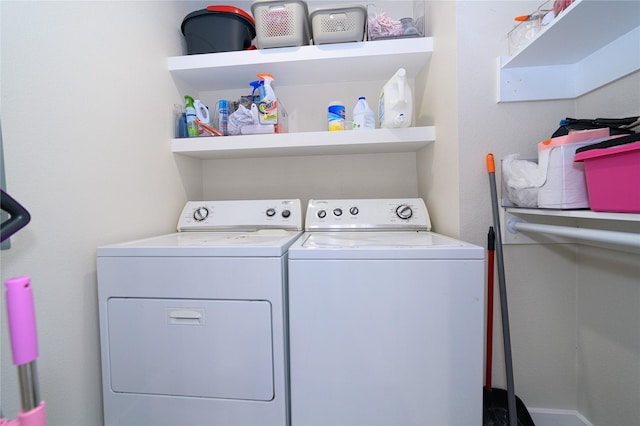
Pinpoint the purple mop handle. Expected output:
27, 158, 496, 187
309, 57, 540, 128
5, 276, 39, 366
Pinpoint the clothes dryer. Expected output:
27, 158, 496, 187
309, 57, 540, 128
287, 198, 484, 425
96, 199, 302, 426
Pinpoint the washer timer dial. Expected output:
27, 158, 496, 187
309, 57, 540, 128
193, 207, 209, 222
395, 205, 413, 220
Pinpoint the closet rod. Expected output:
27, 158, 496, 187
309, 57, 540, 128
507, 219, 640, 249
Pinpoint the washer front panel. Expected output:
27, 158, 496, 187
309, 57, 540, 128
288, 257, 484, 425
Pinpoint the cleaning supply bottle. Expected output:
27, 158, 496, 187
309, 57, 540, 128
378, 68, 413, 128
256, 73, 277, 125
213, 100, 230, 136
328, 101, 345, 131
249, 80, 264, 103
184, 95, 199, 137
352, 97, 376, 129
194, 100, 211, 136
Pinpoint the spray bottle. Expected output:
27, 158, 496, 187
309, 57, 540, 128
378, 68, 413, 128
184, 95, 199, 137
249, 80, 265, 103
256, 73, 278, 125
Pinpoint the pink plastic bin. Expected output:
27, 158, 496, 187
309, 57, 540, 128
574, 139, 640, 213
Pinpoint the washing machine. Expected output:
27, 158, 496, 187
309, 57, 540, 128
96, 199, 302, 426
287, 198, 485, 426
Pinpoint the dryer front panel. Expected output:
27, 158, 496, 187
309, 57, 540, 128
107, 298, 274, 401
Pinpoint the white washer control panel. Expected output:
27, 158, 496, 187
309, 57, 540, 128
178, 199, 302, 232
305, 198, 432, 231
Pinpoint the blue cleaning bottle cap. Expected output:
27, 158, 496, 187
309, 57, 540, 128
249, 80, 264, 102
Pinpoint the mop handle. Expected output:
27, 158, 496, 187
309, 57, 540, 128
5, 276, 39, 366
485, 226, 495, 391
2, 277, 47, 426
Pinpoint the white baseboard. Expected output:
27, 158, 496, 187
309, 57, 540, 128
529, 408, 593, 426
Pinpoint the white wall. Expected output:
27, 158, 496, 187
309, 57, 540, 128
453, 2, 640, 425
573, 72, 640, 424
0, 1, 199, 424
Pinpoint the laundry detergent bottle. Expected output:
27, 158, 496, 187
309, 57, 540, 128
352, 97, 376, 129
378, 68, 413, 128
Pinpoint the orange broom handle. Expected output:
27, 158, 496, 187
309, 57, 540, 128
486, 153, 495, 173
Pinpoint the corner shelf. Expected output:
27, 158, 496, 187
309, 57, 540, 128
497, 0, 640, 102
172, 126, 435, 159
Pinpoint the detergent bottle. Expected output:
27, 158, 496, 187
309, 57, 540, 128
378, 68, 413, 128
184, 95, 199, 137
194, 99, 211, 136
256, 73, 278, 125
352, 97, 376, 129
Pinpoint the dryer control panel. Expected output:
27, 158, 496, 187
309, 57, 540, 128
305, 199, 432, 231
178, 199, 303, 232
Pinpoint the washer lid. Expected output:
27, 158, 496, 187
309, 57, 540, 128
289, 231, 483, 260
97, 230, 302, 257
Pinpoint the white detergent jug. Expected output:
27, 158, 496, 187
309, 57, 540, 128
378, 68, 412, 128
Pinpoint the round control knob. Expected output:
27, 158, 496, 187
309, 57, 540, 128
396, 205, 413, 220
282, 209, 291, 218
333, 208, 343, 217
349, 206, 359, 216
317, 209, 327, 219
193, 207, 209, 222
266, 208, 276, 217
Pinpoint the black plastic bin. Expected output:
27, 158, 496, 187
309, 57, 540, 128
181, 6, 256, 54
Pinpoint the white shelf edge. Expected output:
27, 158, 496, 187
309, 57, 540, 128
505, 207, 640, 222
169, 37, 432, 71
169, 37, 433, 91
172, 126, 435, 159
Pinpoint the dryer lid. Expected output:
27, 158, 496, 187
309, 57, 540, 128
97, 230, 303, 257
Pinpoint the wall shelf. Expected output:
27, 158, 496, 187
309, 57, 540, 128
169, 37, 433, 91
169, 37, 434, 159
497, 0, 640, 102
172, 126, 435, 159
